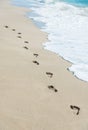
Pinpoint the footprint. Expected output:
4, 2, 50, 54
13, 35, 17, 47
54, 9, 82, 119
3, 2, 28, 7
46, 72, 53, 78
23, 46, 29, 50
17, 36, 22, 38
12, 29, 16, 31
48, 85, 58, 92
18, 32, 22, 34
33, 53, 39, 57
24, 41, 29, 44
48, 85, 54, 89
54, 88, 58, 92
33, 60, 39, 65
4, 25, 9, 28
70, 105, 80, 115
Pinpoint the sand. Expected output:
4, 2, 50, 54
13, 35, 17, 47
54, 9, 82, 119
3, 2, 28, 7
0, 0, 88, 129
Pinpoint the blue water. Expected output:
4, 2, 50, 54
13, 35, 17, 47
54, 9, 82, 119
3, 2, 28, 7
62, 0, 88, 6
12, 0, 88, 82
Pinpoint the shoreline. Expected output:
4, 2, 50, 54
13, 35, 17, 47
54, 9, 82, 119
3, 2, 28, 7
23, 2, 88, 83
0, 0, 88, 129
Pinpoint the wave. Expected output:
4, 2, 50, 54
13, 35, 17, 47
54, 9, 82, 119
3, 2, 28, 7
12, 0, 88, 82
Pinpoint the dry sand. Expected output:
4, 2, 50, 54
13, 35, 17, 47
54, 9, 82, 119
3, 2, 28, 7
0, 0, 88, 129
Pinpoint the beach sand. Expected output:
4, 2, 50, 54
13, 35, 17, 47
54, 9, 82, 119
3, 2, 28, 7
0, 0, 88, 129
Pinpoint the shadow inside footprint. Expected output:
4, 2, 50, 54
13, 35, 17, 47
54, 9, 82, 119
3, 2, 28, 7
23, 46, 29, 50
33, 61, 39, 65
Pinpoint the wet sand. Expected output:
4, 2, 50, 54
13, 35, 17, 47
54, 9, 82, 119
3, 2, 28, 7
0, 0, 88, 130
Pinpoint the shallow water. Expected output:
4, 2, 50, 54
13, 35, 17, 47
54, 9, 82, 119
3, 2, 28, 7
12, 0, 88, 82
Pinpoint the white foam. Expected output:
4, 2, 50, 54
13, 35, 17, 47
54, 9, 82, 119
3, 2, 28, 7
27, 1, 88, 82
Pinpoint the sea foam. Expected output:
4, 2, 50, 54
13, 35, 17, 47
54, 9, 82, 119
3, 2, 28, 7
12, 0, 88, 82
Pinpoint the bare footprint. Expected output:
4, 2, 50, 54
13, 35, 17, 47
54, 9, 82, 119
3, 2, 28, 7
46, 72, 53, 78
18, 32, 22, 34
17, 36, 22, 38
33, 60, 39, 65
54, 88, 58, 92
70, 105, 80, 115
23, 46, 29, 50
48, 85, 54, 89
33, 53, 39, 57
12, 29, 16, 31
24, 41, 29, 44
4, 25, 9, 28
48, 85, 58, 93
